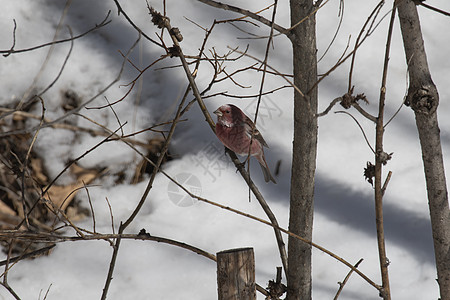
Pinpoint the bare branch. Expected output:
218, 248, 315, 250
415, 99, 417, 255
38, 26, 75, 98
334, 259, 364, 300
101, 51, 193, 299
229, 46, 305, 97
244, 0, 289, 275
335, 111, 375, 154
84, 182, 96, 233
5, 19, 17, 56
317, 97, 341, 117
203, 85, 290, 100
372, 2, 398, 298
1, 11, 111, 57
112, 0, 163, 48
0, 209, 381, 294
318, 92, 376, 123
0, 245, 55, 267
0, 282, 20, 300
352, 102, 377, 123
381, 171, 393, 196
105, 197, 115, 235
348, 1, 385, 92
0, 34, 141, 138
417, 1, 450, 17
287, 0, 330, 33
197, 0, 289, 36
309, 1, 385, 94
318, 0, 345, 63
15, 125, 126, 231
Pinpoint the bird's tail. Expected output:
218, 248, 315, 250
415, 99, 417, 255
258, 159, 277, 184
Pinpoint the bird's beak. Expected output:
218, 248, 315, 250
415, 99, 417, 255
213, 109, 223, 117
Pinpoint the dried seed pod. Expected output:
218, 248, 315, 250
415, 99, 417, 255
149, 7, 170, 29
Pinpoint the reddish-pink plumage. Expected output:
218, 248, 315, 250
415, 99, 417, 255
214, 104, 276, 183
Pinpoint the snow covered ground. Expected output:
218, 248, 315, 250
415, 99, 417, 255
1, 0, 449, 299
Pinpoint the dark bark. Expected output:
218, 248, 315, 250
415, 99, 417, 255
217, 248, 256, 300
287, 0, 318, 299
397, 1, 450, 299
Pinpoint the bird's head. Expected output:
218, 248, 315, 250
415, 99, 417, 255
213, 104, 241, 126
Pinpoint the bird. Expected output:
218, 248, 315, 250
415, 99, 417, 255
213, 104, 276, 183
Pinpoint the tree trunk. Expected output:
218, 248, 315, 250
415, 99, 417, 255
397, 1, 450, 299
287, 0, 318, 299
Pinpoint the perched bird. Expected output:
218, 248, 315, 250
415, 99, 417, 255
214, 104, 276, 183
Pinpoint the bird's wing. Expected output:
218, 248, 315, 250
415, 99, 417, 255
242, 115, 269, 148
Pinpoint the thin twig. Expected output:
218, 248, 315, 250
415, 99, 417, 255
0, 282, 20, 300
89, 55, 167, 110
0, 34, 141, 138
229, 46, 305, 97
253, 0, 278, 133
373, 2, 397, 298
352, 102, 377, 123
418, 2, 450, 17
112, 0, 163, 48
334, 258, 364, 300
204, 85, 289, 100
5, 19, 17, 56
84, 181, 96, 233
0, 11, 111, 57
287, 0, 330, 33
384, 53, 414, 128
0, 108, 160, 149
335, 111, 375, 154
318, 0, 344, 63
38, 26, 75, 98
348, 1, 385, 93
245, 0, 288, 275
42, 284, 52, 300
20, 97, 46, 229
100, 65, 192, 300
383, 99, 404, 128
381, 171, 392, 196
317, 97, 341, 117
197, 0, 289, 36
15, 125, 126, 230
2, 0, 74, 123
105, 197, 115, 235
309, 1, 385, 94
0, 245, 56, 267
229, 3, 275, 22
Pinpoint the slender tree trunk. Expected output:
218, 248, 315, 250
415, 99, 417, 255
287, 0, 318, 299
397, 1, 450, 299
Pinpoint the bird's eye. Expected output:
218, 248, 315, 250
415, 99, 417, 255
225, 110, 230, 113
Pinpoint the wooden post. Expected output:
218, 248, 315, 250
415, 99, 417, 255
217, 247, 256, 300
